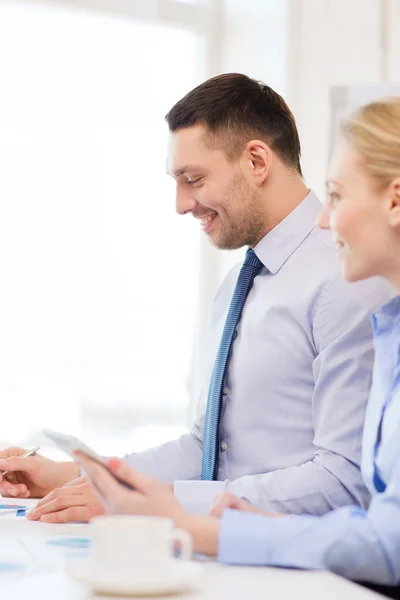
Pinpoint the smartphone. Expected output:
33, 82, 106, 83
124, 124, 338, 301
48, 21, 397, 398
42, 428, 133, 490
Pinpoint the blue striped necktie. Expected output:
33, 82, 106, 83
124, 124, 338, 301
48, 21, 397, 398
201, 249, 263, 480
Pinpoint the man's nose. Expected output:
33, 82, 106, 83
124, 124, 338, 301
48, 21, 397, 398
175, 190, 198, 215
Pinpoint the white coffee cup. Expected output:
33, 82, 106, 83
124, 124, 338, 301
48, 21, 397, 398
89, 515, 192, 579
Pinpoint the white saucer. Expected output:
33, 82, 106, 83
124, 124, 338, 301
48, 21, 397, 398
67, 558, 204, 596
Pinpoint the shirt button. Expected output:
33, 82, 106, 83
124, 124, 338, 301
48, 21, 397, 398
220, 441, 228, 452
223, 387, 229, 395
233, 330, 238, 340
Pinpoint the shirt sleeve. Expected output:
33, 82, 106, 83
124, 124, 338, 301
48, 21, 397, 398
122, 409, 204, 482
218, 451, 400, 585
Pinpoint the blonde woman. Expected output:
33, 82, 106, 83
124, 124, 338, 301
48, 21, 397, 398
77, 97, 400, 590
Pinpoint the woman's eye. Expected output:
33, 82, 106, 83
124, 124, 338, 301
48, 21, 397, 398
329, 192, 341, 205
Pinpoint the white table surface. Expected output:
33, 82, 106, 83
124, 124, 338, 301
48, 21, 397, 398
0, 499, 383, 600
0, 564, 386, 600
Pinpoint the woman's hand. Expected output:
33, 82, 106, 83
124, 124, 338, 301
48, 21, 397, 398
209, 491, 284, 518
76, 453, 221, 556
74, 453, 186, 524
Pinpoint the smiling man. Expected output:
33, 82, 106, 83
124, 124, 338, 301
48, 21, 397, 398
0, 73, 392, 522
169, 126, 270, 249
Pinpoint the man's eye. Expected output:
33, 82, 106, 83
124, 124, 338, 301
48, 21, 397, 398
187, 178, 202, 185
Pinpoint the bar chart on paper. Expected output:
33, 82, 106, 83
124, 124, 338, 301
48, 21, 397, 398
0, 498, 37, 519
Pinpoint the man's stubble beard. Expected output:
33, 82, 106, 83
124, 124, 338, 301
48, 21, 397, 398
212, 175, 266, 250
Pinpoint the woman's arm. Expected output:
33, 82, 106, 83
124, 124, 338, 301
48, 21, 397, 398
76, 452, 400, 585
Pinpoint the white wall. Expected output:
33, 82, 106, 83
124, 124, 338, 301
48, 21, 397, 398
0, 0, 206, 450
286, 0, 400, 199
389, 0, 400, 81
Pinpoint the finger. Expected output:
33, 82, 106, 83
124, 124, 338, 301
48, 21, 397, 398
75, 455, 143, 514
0, 471, 21, 492
75, 454, 122, 502
14, 483, 29, 497
209, 493, 244, 518
35, 492, 54, 509
39, 505, 100, 523
20, 487, 31, 499
3, 486, 30, 499
74, 457, 148, 515
28, 493, 94, 520
63, 476, 88, 487
3, 472, 19, 485
86, 479, 147, 518
106, 458, 155, 493
209, 491, 235, 511
0, 448, 28, 459
0, 456, 38, 474
0, 480, 26, 498
209, 501, 230, 518
36, 483, 90, 508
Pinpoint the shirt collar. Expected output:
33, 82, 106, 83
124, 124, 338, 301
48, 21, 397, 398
372, 295, 400, 334
253, 190, 321, 275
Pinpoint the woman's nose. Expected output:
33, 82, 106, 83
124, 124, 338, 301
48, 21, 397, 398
317, 205, 331, 230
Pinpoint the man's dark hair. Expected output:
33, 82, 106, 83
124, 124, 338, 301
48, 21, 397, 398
165, 73, 302, 176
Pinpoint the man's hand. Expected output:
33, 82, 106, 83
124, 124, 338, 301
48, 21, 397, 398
27, 476, 105, 523
209, 491, 284, 518
0, 447, 79, 499
75, 453, 186, 525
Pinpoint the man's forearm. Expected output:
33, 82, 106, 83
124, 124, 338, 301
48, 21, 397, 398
173, 452, 366, 517
224, 453, 368, 515
123, 431, 203, 482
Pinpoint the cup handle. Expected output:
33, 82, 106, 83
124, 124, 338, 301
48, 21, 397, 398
171, 528, 192, 561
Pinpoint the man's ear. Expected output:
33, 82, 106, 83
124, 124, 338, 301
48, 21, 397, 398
387, 178, 400, 229
243, 140, 272, 185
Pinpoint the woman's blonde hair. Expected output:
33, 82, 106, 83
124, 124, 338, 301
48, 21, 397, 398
341, 97, 400, 189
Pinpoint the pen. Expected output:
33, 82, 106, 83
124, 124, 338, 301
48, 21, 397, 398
1, 446, 40, 477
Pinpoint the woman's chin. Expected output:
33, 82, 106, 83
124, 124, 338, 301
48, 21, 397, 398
342, 262, 370, 283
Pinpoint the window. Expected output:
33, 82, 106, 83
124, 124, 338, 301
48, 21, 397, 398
0, 0, 204, 453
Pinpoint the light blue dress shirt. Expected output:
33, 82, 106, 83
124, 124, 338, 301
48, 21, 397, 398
218, 295, 400, 586
125, 191, 393, 516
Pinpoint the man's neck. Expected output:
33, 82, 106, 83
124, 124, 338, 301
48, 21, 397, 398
257, 179, 310, 241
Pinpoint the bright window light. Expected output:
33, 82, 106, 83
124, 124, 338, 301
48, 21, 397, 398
0, 0, 204, 450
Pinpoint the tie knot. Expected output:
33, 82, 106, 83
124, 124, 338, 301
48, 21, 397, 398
244, 248, 263, 270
